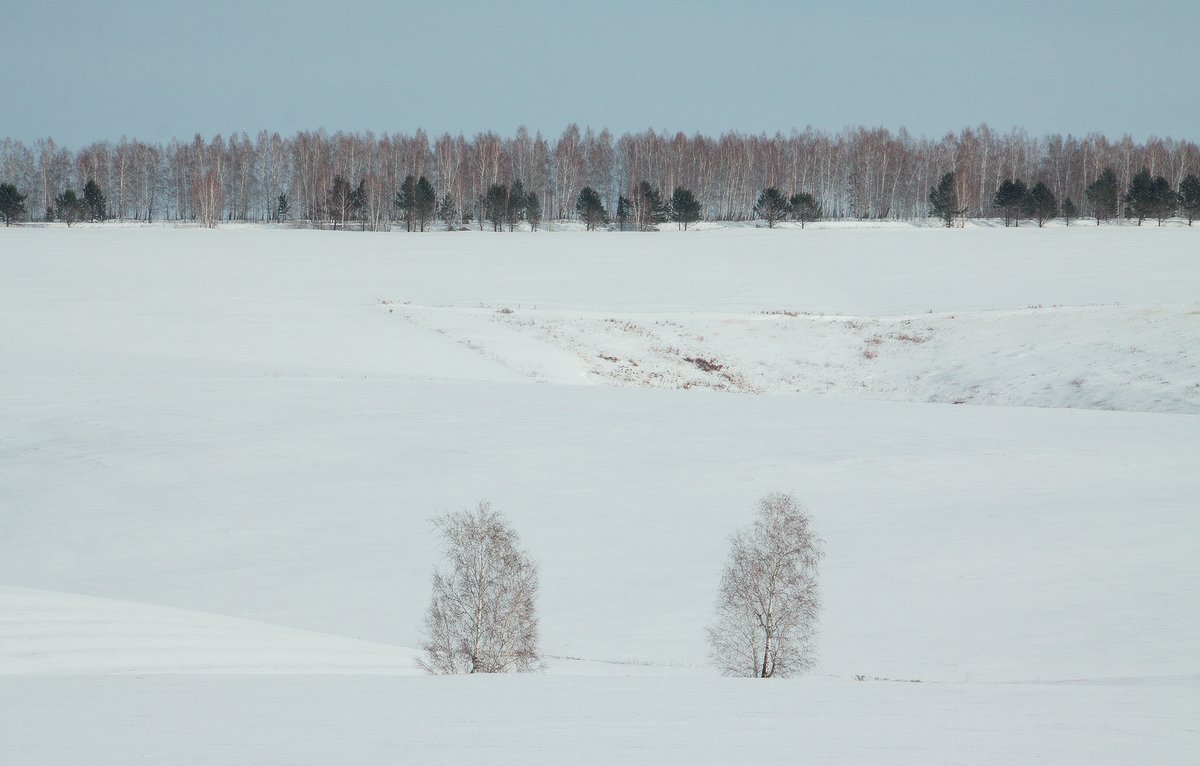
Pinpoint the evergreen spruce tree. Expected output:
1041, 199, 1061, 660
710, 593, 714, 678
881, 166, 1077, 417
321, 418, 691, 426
928, 172, 962, 228
506, 180, 527, 231
753, 187, 790, 228
327, 175, 354, 229
1085, 168, 1119, 225
670, 186, 702, 230
414, 176, 437, 231
993, 179, 1027, 226
276, 193, 290, 222
575, 186, 608, 230
632, 181, 668, 230
1179, 174, 1200, 226
395, 175, 418, 232
1124, 168, 1174, 226
82, 179, 106, 222
438, 194, 457, 230
615, 194, 632, 229
485, 183, 508, 231
525, 191, 542, 231
350, 180, 368, 230
0, 182, 27, 226
1061, 197, 1078, 226
789, 192, 821, 228
1022, 182, 1058, 227
54, 188, 84, 226
1148, 175, 1175, 226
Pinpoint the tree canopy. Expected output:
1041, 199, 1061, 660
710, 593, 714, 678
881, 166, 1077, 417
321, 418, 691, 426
928, 172, 961, 227
753, 187, 790, 228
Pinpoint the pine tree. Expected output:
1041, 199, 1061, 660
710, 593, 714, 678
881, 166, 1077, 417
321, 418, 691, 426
1124, 168, 1173, 226
350, 180, 368, 230
631, 181, 667, 230
615, 194, 632, 229
1085, 167, 1119, 225
485, 183, 508, 231
575, 186, 608, 230
1022, 182, 1058, 227
753, 187, 790, 228
670, 186, 702, 230
395, 175, 418, 232
928, 172, 962, 228
438, 194, 457, 231
0, 182, 27, 226
327, 175, 354, 229
1148, 175, 1175, 226
1061, 197, 1078, 226
82, 179, 106, 222
993, 179, 1027, 227
789, 192, 820, 228
54, 188, 84, 226
1179, 174, 1200, 226
525, 191, 542, 231
506, 180, 527, 231
414, 176, 437, 231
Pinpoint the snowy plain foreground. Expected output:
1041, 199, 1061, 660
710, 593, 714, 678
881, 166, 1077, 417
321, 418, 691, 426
1, 224, 1197, 764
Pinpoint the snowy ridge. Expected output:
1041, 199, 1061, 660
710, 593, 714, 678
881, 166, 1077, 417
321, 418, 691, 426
0, 586, 422, 675
390, 302, 1200, 412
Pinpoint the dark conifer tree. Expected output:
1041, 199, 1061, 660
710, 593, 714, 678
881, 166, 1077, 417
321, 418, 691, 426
349, 180, 368, 230
1022, 182, 1058, 227
1061, 196, 1078, 226
327, 175, 354, 229
1124, 168, 1173, 226
632, 181, 668, 230
928, 173, 961, 228
1179, 174, 1200, 226
575, 186, 607, 230
1085, 168, 1119, 225
1147, 175, 1175, 226
394, 175, 418, 231
0, 182, 27, 226
506, 180, 527, 231
670, 186, 702, 230
414, 176, 437, 231
276, 193, 290, 222
525, 191, 542, 231
789, 192, 820, 228
615, 194, 632, 229
82, 179, 106, 222
485, 183, 508, 231
438, 194, 457, 230
54, 188, 84, 226
993, 179, 1027, 226
753, 187, 790, 228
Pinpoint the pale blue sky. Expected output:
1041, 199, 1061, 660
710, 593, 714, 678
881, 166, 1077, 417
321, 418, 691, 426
5, 0, 1196, 147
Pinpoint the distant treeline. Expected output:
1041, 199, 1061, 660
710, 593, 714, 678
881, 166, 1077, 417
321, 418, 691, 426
0, 125, 1197, 228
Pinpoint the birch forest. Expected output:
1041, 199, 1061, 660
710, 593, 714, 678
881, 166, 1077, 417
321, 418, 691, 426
2, 125, 1196, 227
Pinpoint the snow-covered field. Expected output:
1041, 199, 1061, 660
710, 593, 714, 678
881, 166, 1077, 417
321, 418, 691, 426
1, 224, 1197, 764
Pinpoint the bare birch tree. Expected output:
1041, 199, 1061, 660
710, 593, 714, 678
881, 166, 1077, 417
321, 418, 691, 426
708, 493, 823, 678
420, 501, 542, 674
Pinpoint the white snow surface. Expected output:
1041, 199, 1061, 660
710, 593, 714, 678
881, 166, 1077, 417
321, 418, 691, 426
1, 224, 1197, 764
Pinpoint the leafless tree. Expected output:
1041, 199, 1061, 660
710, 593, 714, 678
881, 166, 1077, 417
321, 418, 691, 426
193, 171, 223, 228
708, 493, 823, 678
420, 501, 542, 675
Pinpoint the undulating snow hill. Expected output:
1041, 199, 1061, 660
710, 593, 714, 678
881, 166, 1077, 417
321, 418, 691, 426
1, 224, 1197, 764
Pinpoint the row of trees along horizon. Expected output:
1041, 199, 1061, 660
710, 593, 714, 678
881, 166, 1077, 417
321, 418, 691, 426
1, 125, 1198, 228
